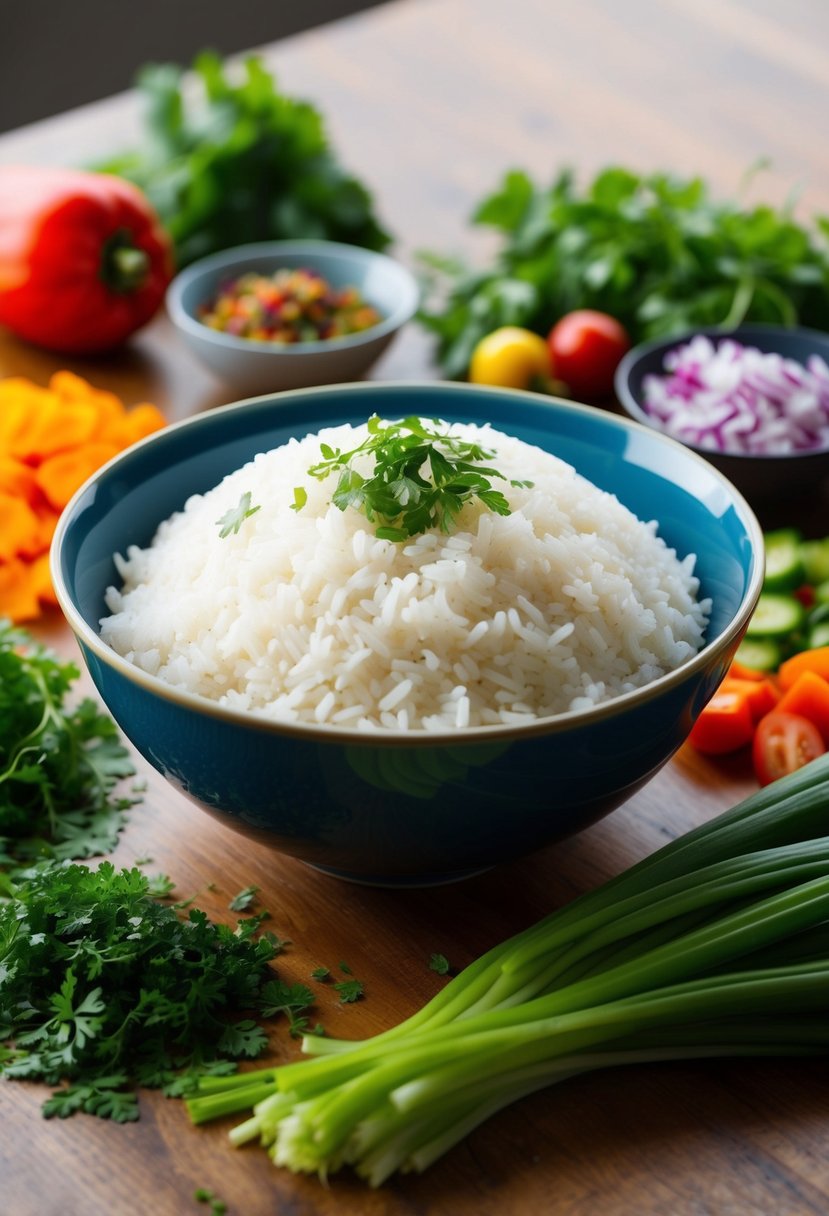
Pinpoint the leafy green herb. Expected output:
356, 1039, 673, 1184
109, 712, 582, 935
194, 1189, 227, 1216
228, 885, 260, 912
258, 979, 316, 1039
428, 953, 451, 975
333, 978, 364, 1004
0, 861, 279, 1118
418, 164, 829, 378
97, 51, 390, 268
338, 960, 353, 974
216, 493, 260, 539
233, 910, 273, 941
310, 966, 330, 981
0, 622, 136, 872
297, 415, 531, 541
145, 873, 176, 898
188, 753, 829, 1184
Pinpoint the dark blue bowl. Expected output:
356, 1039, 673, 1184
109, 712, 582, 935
52, 382, 763, 886
614, 323, 829, 504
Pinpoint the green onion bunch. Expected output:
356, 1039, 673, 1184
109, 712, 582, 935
188, 755, 829, 1185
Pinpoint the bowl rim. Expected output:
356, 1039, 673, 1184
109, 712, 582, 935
614, 322, 829, 464
166, 239, 420, 357
51, 379, 765, 748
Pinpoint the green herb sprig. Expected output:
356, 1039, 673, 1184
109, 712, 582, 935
0, 622, 137, 872
0, 861, 280, 1119
97, 52, 390, 268
418, 164, 829, 378
294, 415, 532, 541
216, 492, 260, 539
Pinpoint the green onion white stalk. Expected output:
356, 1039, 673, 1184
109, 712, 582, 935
188, 754, 829, 1185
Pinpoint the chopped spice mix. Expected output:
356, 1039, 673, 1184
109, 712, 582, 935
198, 267, 381, 343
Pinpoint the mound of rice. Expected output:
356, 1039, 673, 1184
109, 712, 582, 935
100, 419, 711, 732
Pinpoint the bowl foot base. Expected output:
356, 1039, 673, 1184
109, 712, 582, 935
303, 860, 493, 888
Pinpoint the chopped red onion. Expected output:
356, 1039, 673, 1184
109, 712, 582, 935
640, 336, 829, 455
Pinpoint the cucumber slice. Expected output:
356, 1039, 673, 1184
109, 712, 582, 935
734, 636, 782, 672
801, 539, 829, 586
763, 528, 805, 593
808, 622, 829, 649
746, 593, 805, 638
815, 580, 829, 607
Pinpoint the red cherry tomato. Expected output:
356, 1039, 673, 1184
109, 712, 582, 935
752, 710, 825, 786
547, 310, 630, 401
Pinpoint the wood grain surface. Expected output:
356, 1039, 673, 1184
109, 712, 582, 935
2, 2, 829, 1214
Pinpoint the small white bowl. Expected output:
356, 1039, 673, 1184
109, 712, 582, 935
167, 239, 419, 395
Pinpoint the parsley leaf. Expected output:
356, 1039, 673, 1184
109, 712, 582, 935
97, 51, 390, 269
228, 884, 260, 911
0, 622, 137, 872
258, 979, 315, 1039
295, 416, 530, 541
418, 164, 829, 378
334, 978, 364, 1004
0, 861, 280, 1119
216, 492, 260, 539
429, 953, 451, 975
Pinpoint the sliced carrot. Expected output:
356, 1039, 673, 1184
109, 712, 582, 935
30, 551, 58, 606
118, 403, 167, 445
775, 671, 829, 746
777, 646, 829, 692
34, 442, 121, 511
11, 397, 101, 462
0, 456, 40, 505
720, 676, 780, 723
0, 558, 41, 622
0, 492, 42, 563
0, 370, 165, 622
688, 689, 755, 755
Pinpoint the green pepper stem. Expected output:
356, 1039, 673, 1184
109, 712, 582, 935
101, 229, 150, 293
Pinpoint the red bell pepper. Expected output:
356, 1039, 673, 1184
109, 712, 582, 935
0, 165, 172, 354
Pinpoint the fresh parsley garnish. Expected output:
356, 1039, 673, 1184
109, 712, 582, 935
418, 164, 829, 378
0, 861, 280, 1119
429, 953, 451, 975
295, 415, 532, 541
145, 873, 176, 898
0, 622, 137, 872
334, 978, 364, 1004
228, 884, 260, 912
216, 491, 260, 538
310, 966, 330, 981
258, 979, 316, 1039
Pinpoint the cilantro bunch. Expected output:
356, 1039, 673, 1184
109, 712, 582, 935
99, 51, 391, 268
0, 862, 279, 1120
294, 415, 531, 541
0, 622, 136, 871
419, 164, 829, 377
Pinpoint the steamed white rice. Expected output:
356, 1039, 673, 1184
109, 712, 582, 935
100, 419, 711, 732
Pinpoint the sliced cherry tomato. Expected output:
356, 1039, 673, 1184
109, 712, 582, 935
547, 310, 630, 400
752, 710, 825, 786
468, 327, 552, 389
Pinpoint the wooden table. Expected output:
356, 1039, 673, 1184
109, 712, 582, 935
2, 2, 829, 1213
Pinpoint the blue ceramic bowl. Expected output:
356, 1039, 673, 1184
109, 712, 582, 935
52, 383, 763, 886
166, 240, 419, 395
614, 324, 829, 504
